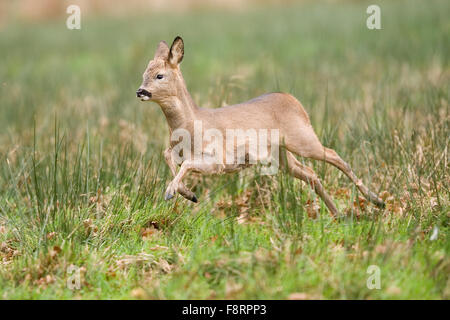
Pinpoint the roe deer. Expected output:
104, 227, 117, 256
136, 36, 385, 216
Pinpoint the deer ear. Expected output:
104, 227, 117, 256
168, 36, 184, 67
154, 41, 169, 60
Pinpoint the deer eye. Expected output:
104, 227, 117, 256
156, 74, 163, 80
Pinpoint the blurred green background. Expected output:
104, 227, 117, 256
0, 0, 448, 299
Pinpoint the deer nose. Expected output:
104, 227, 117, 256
136, 88, 152, 98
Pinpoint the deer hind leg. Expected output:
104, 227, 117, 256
284, 151, 339, 216
315, 147, 385, 208
285, 128, 385, 208
163, 148, 197, 202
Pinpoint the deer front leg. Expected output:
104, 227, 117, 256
163, 148, 197, 202
164, 158, 219, 202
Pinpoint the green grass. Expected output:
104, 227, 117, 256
0, 0, 448, 299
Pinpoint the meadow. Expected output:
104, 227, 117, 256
0, 0, 448, 299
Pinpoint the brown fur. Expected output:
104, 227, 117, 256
137, 37, 385, 215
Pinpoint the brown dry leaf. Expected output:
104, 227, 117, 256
236, 213, 248, 224
235, 189, 252, 209
386, 286, 402, 295
430, 197, 439, 209
288, 292, 321, 300
0, 241, 17, 262
210, 235, 218, 244
88, 188, 109, 217
386, 200, 404, 215
305, 199, 320, 219
0, 241, 10, 251
79, 266, 87, 275
131, 288, 148, 299
347, 253, 358, 260
106, 266, 116, 278
48, 245, 61, 258
36, 274, 55, 287
379, 190, 391, 201
45, 274, 54, 284
344, 204, 363, 219
331, 243, 344, 254
83, 218, 93, 228
46, 232, 57, 240
83, 218, 98, 233
146, 220, 161, 230
157, 259, 172, 273
148, 245, 168, 251
116, 253, 155, 270
207, 290, 217, 299
214, 196, 233, 218
215, 189, 253, 218
385, 196, 395, 204
254, 247, 275, 264
225, 281, 244, 299
409, 183, 419, 192
355, 196, 367, 211
375, 244, 387, 254
141, 227, 159, 240
89, 195, 97, 205
335, 187, 350, 199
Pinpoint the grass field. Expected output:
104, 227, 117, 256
0, 0, 448, 299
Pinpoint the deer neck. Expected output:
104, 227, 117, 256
157, 74, 197, 131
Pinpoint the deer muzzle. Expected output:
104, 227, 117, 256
136, 88, 152, 100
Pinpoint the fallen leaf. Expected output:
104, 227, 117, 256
305, 199, 320, 219
131, 288, 147, 299
157, 259, 172, 273
225, 281, 244, 299
148, 245, 168, 251
46, 232, 57, 240
48, 245, 61, 258
288, 292, 321, 300
237, 213, 248, 224
141, 227, 159, 240
379, 191, 390, 201
386, 286, 402, 295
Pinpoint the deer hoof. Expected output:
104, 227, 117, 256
164, 182, 177, 201
164, 192, 174, 201
164, 193, 174, 201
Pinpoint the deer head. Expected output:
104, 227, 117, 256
136, 36, 185, 103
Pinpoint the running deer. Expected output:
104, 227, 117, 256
136, 36, 385, 216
